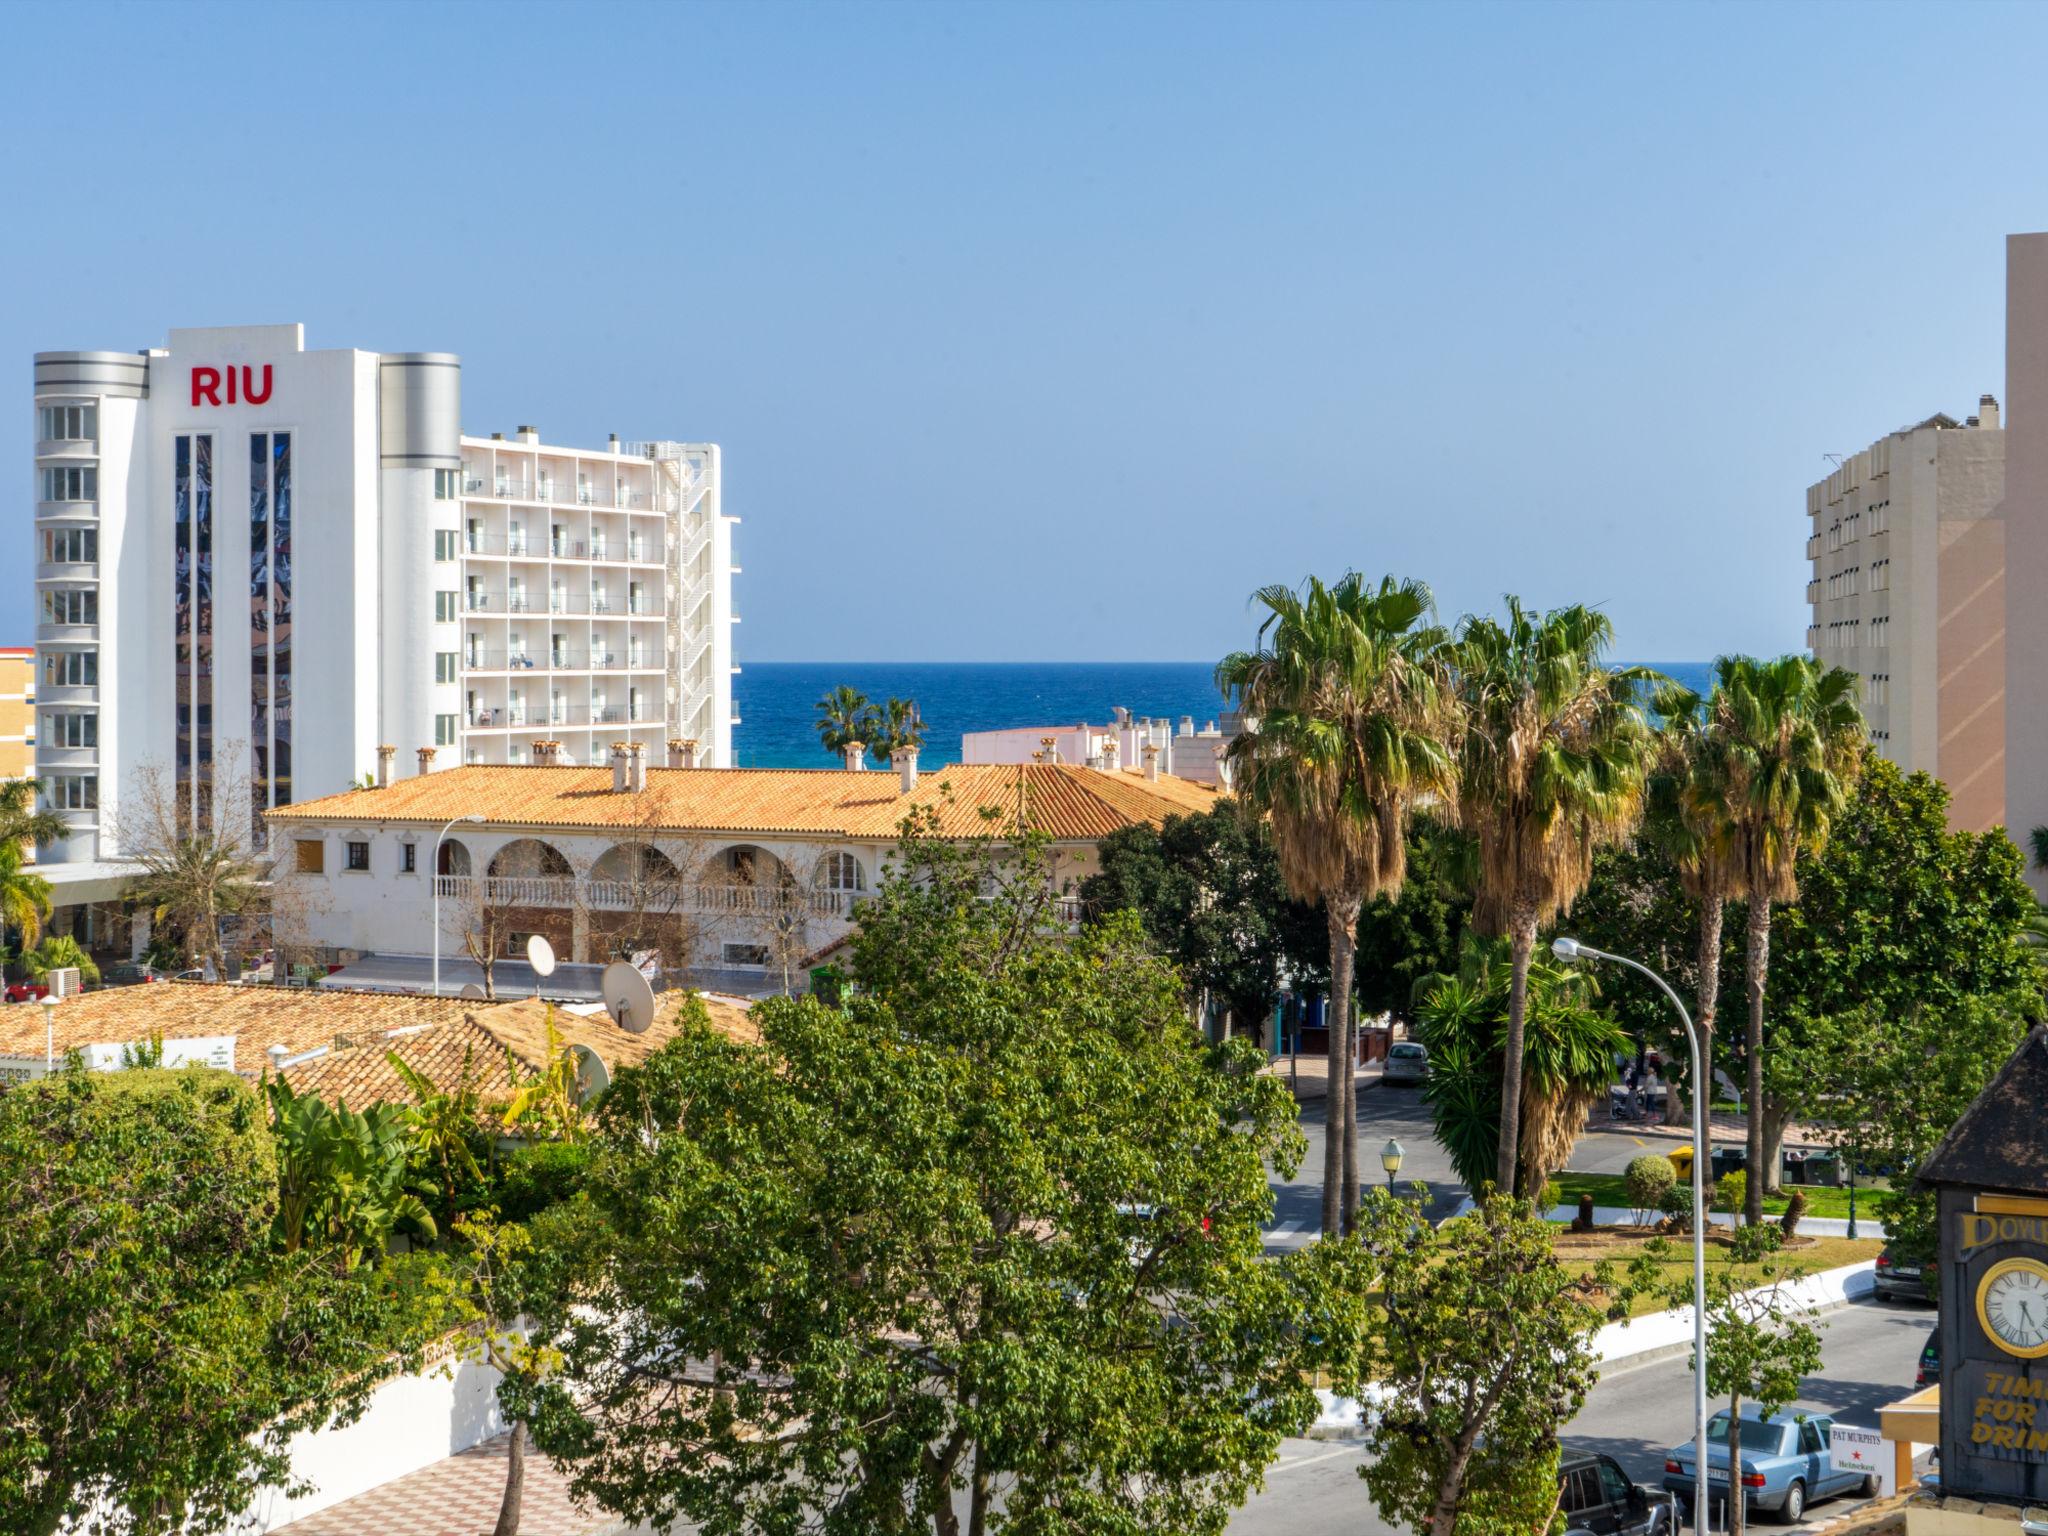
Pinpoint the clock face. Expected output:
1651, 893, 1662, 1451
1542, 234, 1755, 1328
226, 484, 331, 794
1977, 1258, 2048, 1357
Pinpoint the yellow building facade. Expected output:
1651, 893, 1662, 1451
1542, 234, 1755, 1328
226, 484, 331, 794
0, 646, 31, 784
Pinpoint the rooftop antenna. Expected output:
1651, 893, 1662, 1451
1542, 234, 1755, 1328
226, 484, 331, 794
601, 960, 657, 1035
526, 934, 557, 990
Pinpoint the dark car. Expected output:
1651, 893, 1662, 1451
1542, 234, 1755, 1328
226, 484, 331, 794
1875, 1245, 1930, 1304
100, 963, 167, 988
1917, 1331, 1939, 1388
1560, 1452, 1677, 1536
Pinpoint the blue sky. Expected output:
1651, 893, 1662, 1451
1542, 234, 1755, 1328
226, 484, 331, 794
4, 0, 2043, 662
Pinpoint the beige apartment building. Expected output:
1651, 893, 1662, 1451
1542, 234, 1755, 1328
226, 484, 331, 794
1805, 402, 2005, 832
0, 646, 31, 784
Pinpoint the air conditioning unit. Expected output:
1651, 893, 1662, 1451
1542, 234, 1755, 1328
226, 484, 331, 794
47, 966, 82, 999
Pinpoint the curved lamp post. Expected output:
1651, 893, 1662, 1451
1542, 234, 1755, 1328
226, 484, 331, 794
431, 813, 486, 997
1553, 936, 1710, 1535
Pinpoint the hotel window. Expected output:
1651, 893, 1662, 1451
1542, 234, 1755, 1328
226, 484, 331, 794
815, 852, 866, 892
435, 591, 458, 622
295, 839, 325, 874
41, 527, 97, 563
434, 468, 461, 500
39, 465, 97, 502
401, 842, 417, 874
248, 431, 291, 845
37, 403, 98, 441
42, 590, 98, 625
47, 775, 97, 811
435, 652, 459, 683
345, 840, 370, 872
43, 650, 96, 687
435, 713, 458, 746
42, 712, 97, 748
173, 433, 216, 827
434, 529, 460, 561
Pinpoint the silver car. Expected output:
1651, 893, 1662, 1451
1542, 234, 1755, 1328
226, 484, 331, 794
1383, 1041, 1429, 1085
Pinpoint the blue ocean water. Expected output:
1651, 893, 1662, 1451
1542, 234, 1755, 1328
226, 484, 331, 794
732, 661, 1715, 770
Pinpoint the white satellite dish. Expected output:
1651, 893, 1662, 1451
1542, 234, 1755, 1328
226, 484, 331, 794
526, 934, 557, 979
569, 1044, 611, 1104
459, 983, 488, 1000
601, 960, 657, 1035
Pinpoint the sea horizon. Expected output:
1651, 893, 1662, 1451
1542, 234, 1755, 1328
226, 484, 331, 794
732, 659, 1715, 770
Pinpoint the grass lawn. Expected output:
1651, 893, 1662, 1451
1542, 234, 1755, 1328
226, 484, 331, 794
1551, 1226, 1884, 1318
1552, 1169, 1886, 1223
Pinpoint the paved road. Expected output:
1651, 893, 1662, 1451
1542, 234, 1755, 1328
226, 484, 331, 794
1226, 1296, 1934, 1536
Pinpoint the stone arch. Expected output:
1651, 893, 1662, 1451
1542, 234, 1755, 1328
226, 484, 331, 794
487, 837, 572, 878
437, 838, 473, 877
591, 842, 681, 884
712, 843, 789, 887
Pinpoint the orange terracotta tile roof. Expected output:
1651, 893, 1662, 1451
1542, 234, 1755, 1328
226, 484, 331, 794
268, 763, 1220, 842
3, 983, 755, 1112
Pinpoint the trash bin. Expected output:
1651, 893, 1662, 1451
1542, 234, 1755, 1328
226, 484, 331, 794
1803, 1152, 1841, 1188
1667, 1145, 1696, 1182
1709, 1146, 1747, 1182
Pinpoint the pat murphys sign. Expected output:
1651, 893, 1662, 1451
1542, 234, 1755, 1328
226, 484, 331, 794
1922, 1025, 2048, 1501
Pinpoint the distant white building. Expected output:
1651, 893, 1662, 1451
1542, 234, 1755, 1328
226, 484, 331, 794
962, 707, 1234, 787
30, 324, 738, 898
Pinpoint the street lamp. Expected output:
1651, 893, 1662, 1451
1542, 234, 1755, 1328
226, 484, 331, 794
431, 813, 486, 997
1554, 936, 1710, 1536
1380, 1137, 1405, 1188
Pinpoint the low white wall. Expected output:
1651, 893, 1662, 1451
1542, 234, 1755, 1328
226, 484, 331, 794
1591, 1259, 1876, 1365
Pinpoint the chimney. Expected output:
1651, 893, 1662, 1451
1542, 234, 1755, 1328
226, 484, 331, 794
1981, 394, 2002, 431
611, 742, 630, 791
1142, 743, 1161, 781
489, 431, 504, 441
1179, 715, 1195, 735
1100, 736, 1120, 774
628, 741, 647, 792
1040, 735, 1060, 766
516, 424, 540, 445
669, 737, 698, 769
1113, 705, 1130, 727
842, 742, 866, 772
416, 746, 437, 776
533, 740, 560, 766
608, 432, 621, 453
375, 744, 395, 788
897, 745, 919, 794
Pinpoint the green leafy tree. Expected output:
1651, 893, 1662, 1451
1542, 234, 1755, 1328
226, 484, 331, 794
388, 1048, 488, 1234
1414, 937, 1628, 1195
1675, 1224, 1824, 1536
1452, 598, 1654, 1194
266, 1077, 436, 1266
0, 1067, 454, 1536
0, 777, 68, 850
1080, 799, 1328, 1039
0, 841, 53, 954
1353, 815, 1473, 1022
1712, 655, 1863, 1222
22, 933, 101, 988
533, 827, 1352, 1536
1761, 758, 2033, 1181
1219, 572, 1457, 1234
1344, 1193, 1648, 1536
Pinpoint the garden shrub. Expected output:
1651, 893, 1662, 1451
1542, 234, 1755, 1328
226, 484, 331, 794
1623, 1153, 1676, 1223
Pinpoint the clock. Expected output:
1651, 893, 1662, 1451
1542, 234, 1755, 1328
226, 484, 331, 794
1976, 1257, 2048, 1358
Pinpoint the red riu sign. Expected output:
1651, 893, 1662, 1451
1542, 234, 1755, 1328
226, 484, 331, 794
190, 365, 274, 407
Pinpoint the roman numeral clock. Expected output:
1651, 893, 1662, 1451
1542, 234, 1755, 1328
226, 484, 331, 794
1920, 1025, 2048, 1504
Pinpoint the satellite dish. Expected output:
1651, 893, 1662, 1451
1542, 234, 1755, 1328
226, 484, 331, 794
526, 934, 557, 979
569, 1044, 611, 1104
458, 983, 488, 1000
602, 960, 657, 1035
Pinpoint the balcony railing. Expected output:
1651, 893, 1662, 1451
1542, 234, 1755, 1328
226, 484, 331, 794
431, 875, 864, 919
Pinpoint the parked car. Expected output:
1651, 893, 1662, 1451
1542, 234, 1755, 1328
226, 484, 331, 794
1917, 1331, 1939, 1388
3, 980, 49, 1004
100, 963, 167, 988
1559, 1451, 1677, 1536
1875, 1244, 1930, 1304
1663, 1406, 1877, 1523
1382, 1041, 1429, 1085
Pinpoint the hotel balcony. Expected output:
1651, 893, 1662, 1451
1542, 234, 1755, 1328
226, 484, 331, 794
432, 874, 866, 921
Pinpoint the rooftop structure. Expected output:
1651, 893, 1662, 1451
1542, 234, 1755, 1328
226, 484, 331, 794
961, 707, 1236, 787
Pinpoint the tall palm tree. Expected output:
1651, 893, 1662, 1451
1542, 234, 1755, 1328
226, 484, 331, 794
814, 685, 875, 760
0, 777, 68, 850
1645, 682, 1742, 1129
1219, 572, 1456, 1234
1711, 654, 1864, 1224
0, 841, 53, 954
1453, 598, 1654, 1196
868, 697, 926, 767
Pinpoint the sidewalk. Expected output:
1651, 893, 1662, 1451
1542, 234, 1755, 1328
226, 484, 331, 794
271, 1433, 617, 1536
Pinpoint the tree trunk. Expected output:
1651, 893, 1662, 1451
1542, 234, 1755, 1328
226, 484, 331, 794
967, 1447, 993, 1536
1760, 1094, 1792, 1198
1743, 895, 1770, 1226
1727, 1389, 1745, 1536
1323, 897, 1361, 1235
1496, 902, 1537, 1197
1672, 895, 1723, 1128
493, 1417, 527, 1536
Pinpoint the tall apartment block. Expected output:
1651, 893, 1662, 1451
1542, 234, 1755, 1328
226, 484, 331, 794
2005, 233, 2048, 884
31, 324, 737, 876
1804, 401, 2004, 832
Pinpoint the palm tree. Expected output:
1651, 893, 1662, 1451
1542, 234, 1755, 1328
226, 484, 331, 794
0, 777, 68, 850
1452, 598, 1654, 1196
388, 1049, 487, 1233
22, 934, 100, 988
868, 697, 927, 767
1219, 573, 1456, 1234
1645, 682, 1742, 1129
1711, 654, 1864, 1224
814, 686, 875, 759
0, 842, 53, 955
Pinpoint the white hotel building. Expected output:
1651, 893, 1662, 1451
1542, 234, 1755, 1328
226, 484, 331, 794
31, 323, 736, 890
